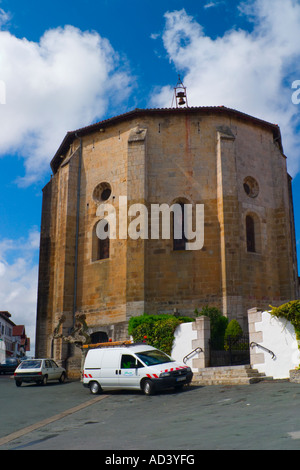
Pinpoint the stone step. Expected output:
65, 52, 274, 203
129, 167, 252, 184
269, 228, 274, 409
191, 365, 273, 385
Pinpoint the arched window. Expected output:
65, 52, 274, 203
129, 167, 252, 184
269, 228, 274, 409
90, 331, 108, 344
92, 221, 110, 261
173, 202, 187, 251
246, 215, 256, 253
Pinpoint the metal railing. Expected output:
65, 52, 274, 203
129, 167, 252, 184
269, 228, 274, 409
250, 342, 276, 360
183, 347, 203, 364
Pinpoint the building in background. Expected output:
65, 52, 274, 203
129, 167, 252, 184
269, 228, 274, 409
12, 325, 30, 358
35, 105, 299, 372
0, 311, 30, 359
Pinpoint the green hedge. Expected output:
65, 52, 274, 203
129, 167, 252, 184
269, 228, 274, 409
270, 300, 300, 339
128, 314, 194, 355
224, 319, 245, 350
195, 306, 228, 345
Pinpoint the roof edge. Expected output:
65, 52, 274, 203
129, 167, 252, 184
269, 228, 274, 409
50, 106, 283, 174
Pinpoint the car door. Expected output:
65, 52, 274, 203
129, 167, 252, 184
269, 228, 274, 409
118, 354, 144, 388
44, 360, 52, 380
44, 359, 57, 381
49, 360, 61, 380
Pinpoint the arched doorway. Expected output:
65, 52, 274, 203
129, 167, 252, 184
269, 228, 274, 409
90, 331, 108, 344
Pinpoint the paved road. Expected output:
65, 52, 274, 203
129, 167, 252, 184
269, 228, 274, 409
1, 375, 300, 450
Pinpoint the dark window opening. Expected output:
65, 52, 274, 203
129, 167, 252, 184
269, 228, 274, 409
173, 202, 187, 251
101, 187, 111, 201
93, 182, 112, 203
243, 177, 259, 198
90, 332, 108, 344
92, 221, 110, 261
243, 183, 250, 195
246, 215, 256, 252
97, 222, 109, 260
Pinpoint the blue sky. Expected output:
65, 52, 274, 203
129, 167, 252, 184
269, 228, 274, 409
0, 0, 299, 354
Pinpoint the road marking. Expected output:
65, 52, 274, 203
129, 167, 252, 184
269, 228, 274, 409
288, 431, 300, 440
0, 394, 109, 447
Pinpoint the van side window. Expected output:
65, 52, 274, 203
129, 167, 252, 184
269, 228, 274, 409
121, 355, 136, 369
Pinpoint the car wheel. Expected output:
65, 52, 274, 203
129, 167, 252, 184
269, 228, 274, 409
41, 375, 48, 386
89, 381, 102, 395
142, 379, 155, 396
15, 380, 22, 387
59, 372, 66, 384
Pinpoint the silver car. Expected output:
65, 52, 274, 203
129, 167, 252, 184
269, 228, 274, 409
14, 358, 66, 387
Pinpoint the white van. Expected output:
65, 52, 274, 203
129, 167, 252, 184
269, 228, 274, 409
82, 343, 193, 395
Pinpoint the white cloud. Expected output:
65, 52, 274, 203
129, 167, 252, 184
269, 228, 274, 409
0, 22, 133, 186
0, 228, 40, 355
0, 8, 10, 27
203, 1, 224, 8
151, 1, 300, 176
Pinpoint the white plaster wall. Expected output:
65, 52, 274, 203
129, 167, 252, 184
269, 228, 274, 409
171, 322, 198, 371
252, 311, 300, 379
0, 339, 6, 364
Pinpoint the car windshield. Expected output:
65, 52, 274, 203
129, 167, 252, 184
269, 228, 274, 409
18, 360, 42, 369
136, 350, 174, 366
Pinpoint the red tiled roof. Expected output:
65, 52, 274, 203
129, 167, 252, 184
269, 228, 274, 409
13, 325, 25, 336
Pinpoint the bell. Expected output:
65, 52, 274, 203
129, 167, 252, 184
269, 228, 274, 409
178, 97, 186, 106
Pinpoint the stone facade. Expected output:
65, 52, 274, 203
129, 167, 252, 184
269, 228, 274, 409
35, 107, 299, 369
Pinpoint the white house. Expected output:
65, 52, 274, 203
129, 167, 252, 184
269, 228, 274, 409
0, 311, 30, 360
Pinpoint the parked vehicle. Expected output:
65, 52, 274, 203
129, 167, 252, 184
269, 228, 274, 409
0, 357, 19, 374
82, 343, 193, 395
14, 359, 66, 387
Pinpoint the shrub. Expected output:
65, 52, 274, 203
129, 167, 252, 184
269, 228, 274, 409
270, 300, 300, 339
128, 313, 194, 355
195, 306, 228, 340
224, 319, 244, 351
225, 319, 243, 340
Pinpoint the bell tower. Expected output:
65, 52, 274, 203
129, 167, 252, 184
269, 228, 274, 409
173, 75, 188, 108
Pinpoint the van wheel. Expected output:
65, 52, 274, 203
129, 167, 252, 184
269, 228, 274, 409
90, 381, 102, 395
142, 379, 155, 396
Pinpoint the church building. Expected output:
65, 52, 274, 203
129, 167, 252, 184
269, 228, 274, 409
35, 99, 299, 366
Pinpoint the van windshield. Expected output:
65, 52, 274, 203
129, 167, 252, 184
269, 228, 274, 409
136, 350, 173, 366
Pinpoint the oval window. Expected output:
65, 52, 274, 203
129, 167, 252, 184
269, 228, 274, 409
93, 182, 112, 203
243, 176, 259, 198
